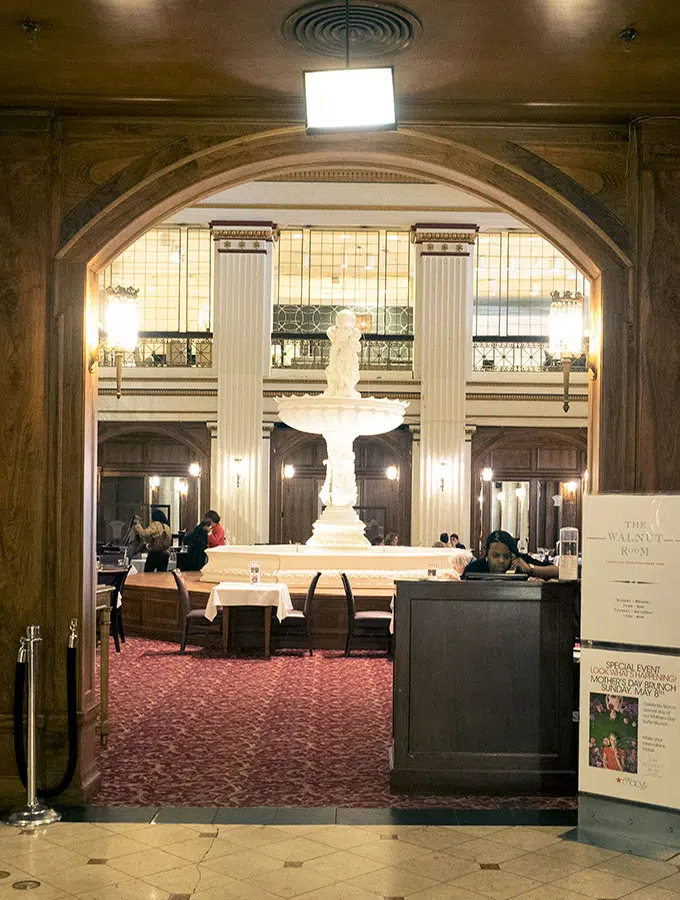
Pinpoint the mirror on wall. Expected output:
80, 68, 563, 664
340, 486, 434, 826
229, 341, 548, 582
535, 479, 580, 556
490, 481, 530, 552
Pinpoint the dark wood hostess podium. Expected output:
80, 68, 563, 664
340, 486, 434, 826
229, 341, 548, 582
391, 579, 579, 795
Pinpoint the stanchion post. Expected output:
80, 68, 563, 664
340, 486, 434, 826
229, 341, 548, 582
7, 625, 61, 828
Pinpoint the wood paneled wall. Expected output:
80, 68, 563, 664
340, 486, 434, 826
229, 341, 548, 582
98, 422, 211, 535
471, 427, 587, 557
270, 426, 412, 545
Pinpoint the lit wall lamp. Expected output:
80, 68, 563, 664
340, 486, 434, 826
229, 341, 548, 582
563, 480, 578, 497
438, 461, 448, 493
189, 462, 201, 519
385, 465, 399, 481
233, 457, 243, 489
174, 478, 189, 496
149, 475, 160, 490
88, 285, 140, 399
283, 464, 296, 480
548, 290, 584, 413
481, 467, 493, 482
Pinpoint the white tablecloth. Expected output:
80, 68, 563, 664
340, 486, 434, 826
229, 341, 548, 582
205, 582, 294, 623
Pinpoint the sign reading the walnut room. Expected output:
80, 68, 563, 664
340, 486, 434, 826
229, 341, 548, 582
579, 647, 680, 810
582, 495, 680, 649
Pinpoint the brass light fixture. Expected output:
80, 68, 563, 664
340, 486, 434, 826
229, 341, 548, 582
90, 285, 140, 399
548, 290, 584, 412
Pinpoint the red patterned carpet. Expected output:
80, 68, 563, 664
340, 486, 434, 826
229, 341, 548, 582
94, 637, 577, 809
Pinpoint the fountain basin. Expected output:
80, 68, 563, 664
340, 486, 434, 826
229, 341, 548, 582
277, 393, 408, 437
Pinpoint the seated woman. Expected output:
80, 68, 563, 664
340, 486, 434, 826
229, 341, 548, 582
205, 509, 226, 548
463, 529, 558, 580
134, 510, 172, 572
181, 519, 212, 571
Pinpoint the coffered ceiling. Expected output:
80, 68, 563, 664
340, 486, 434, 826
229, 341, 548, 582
1, 0, 679, 121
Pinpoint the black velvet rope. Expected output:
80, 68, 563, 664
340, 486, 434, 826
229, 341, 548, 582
13, 645, 79, 799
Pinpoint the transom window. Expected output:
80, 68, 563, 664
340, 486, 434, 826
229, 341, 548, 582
474, 232, 589, 337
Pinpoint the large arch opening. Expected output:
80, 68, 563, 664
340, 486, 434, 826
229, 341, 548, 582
56, 125, 632, 805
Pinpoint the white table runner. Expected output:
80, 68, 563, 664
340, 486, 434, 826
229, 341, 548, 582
205, 582, 293, 623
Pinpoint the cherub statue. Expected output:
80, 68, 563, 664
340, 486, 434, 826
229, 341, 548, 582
324, 309, 362, 399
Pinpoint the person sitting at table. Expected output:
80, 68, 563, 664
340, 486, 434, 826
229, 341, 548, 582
205, 509, 226, 548
182, 519, 212, 571
463, 529, 558, 580
134, 510, 172, 572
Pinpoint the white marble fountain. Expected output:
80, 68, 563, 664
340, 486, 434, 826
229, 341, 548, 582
201, 310, 471, 587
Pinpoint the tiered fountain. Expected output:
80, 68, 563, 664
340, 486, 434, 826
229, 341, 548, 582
201, 309, 471, 588
276, 309, 408, 547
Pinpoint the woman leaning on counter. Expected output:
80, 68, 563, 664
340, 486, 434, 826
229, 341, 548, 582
463, 529, 559, 580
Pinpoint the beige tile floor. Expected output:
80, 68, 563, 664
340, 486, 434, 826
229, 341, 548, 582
0, 822, 678, 900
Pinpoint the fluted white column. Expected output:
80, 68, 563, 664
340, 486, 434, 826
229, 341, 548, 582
411, 225, 478, 547
211, 222, 278, 544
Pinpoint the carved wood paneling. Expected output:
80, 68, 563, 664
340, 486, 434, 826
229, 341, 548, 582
471, 427, 587, 556
270, 426, 412, 544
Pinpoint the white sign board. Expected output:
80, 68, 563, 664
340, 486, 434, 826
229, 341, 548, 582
579, 647, 680, 810
582, 494, 680, 649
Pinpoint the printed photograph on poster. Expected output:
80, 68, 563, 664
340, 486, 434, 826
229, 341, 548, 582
588, 693, 638, 773
582, 494, 680, 650
580, 647, 680, 811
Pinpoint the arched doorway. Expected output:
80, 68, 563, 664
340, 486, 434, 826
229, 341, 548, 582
52, 125, 632, 797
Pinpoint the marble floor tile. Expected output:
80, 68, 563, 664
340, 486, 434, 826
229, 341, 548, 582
302, 826, 382, 851
200, 848, 283, 879
445, 838, 528, 865
624, 887, 680, 900
107, 847, 195, 878
550, 867, 645, 898
487, 829, 562, 852
71, 875, 172, 900
245, 865, 336, 898
537, 840, 621, 867
450, 868, 541, 900
259, 837, 335, 862
510, 885, 603, 900
42, 861, 134, 896
651, 873, 680, 895
499, 851, 584, 883
399, 827, 477, 852
304, 848, 386, 881
594, 855, 680, 885
352, 837, 433, 865
131, 824, 203, 848
346, 864, 438, 896
396, 851, 480, 882
407, 886, 498, 900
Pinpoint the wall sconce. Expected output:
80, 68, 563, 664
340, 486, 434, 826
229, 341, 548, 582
175, 478, 189, 496
438, 461, 447, 493
283, 464, 296, 480
481, 467, 493, 482
189, 462, 201, 518
149, 475, 160, 490
356, 313, 373, 333
548, 290, 583, 413
233, 457, 243, 488
385, 465, 399, 481
563, 480, 578, 496
88, 285, 140, 399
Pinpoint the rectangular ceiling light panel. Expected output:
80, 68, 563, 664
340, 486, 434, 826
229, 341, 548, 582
304, 67, 397, 133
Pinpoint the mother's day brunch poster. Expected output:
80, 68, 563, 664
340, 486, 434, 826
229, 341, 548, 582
579, 648, 680, 810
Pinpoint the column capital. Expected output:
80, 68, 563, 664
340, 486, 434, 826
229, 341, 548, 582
410, 223, 478, 256
262, 422, 275, 437
207, 421, 218, 438
408, 424, 421, 442
465, 424, 477, 440
210, 220, 279, 252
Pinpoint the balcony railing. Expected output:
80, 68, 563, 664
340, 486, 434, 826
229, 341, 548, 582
472, 336, 587, 373
270, 333, 414, 371
99, 332, 213, 368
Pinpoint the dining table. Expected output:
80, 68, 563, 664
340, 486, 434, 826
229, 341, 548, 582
204, 581, 294, 657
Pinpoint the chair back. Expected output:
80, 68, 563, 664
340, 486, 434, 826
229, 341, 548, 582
98, 565, 132, 605
340, 572, 355, 622
172, 568, 191, 616
304, 572, 322, 619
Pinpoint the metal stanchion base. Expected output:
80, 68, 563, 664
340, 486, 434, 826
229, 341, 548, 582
7, 804, 61, 828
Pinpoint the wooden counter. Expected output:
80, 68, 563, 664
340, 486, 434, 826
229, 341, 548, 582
391, 578, 579, 795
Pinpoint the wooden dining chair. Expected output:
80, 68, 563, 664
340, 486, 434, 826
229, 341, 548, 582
97, 566, 132, 653
172, 569, 220, 652
341, 572, 393, 657
273, 571, 321, 656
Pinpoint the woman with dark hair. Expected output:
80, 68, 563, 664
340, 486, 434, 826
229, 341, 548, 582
182, 520, 212, 571
205, 509, 226, 548
463, 529, 558, 580
384, 532, 400, 546
134, 509, 173, 572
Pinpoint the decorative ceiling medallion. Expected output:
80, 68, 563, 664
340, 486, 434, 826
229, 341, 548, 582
282, 1, 422, 59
